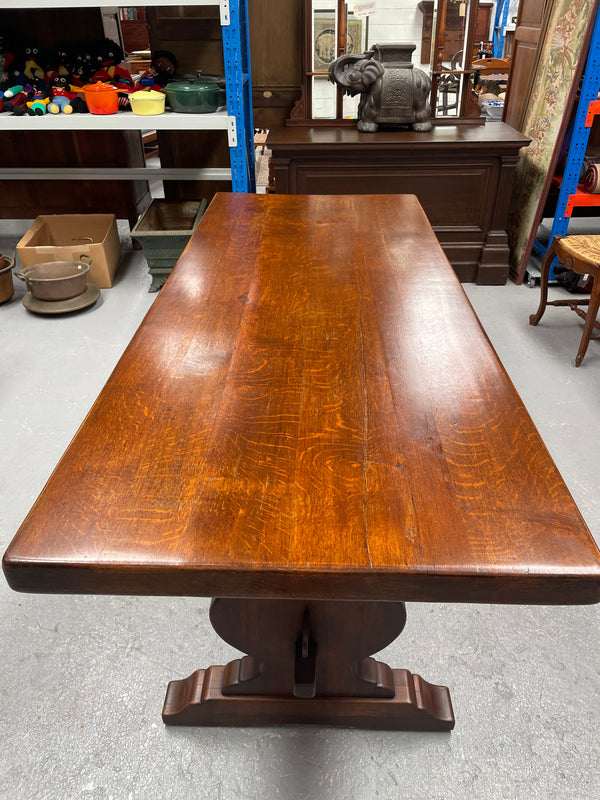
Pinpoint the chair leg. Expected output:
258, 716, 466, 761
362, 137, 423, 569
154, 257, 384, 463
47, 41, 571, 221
529, 244, 555, 326
575, 277, 600, 366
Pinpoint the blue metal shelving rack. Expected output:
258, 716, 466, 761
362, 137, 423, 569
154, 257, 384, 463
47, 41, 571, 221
0, 1, 255, 195
492, 0, 511, 58
528, 10, 600, 283
223, 0, 256, 193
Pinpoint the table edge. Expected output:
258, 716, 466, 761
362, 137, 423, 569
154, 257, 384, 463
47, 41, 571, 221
4, 557, 600, 605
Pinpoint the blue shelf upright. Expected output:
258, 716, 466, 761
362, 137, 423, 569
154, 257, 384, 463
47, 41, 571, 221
530, 10, 600, 281
492, 0, 511, 58
223, 0, 256, 193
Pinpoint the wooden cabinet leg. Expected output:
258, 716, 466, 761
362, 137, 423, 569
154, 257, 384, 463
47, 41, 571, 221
162, 598, 455, 731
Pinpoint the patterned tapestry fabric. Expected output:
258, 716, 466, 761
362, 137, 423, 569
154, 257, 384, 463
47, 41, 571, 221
506, 0, 596, 282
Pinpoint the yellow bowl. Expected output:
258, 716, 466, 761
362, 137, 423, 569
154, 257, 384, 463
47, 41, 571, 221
129, 89, 166, 116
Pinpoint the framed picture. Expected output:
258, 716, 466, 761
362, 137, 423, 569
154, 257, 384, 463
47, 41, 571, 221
313, 12, 363, 71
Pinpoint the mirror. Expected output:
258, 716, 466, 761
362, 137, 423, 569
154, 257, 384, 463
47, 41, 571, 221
301, 0, 495, 122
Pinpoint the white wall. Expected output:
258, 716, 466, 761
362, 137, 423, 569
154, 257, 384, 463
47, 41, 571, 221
311, 0, 431, 118
366, 0, 427, 64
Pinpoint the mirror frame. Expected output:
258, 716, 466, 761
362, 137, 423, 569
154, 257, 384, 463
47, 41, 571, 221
288, 0, 485, 125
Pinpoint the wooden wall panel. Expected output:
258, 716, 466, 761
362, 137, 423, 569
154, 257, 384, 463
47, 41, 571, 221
503, 0, 550, 130
0, 131, 149, 224
0, 8, 105, 43
149, 0, 303, 202
249, 0, 303, 128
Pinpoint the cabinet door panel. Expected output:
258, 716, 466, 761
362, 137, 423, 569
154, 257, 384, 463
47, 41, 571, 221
503, 0, 549, 129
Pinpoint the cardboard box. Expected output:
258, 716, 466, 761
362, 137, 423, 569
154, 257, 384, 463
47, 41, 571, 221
17, 214, 122, 289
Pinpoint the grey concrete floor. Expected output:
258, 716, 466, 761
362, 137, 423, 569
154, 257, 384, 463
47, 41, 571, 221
1, 221, 599, 800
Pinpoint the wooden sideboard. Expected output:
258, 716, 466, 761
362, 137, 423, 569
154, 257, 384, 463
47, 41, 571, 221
267, 123, 530, 285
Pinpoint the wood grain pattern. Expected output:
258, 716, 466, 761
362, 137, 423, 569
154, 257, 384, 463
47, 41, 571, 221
266, 124, 530, 284
3, 193, 600, 604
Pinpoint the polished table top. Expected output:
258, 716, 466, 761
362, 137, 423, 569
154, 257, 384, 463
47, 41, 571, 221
4, 193, 600, 604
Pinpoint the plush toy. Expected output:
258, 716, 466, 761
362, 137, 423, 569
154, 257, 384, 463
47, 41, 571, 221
53, 45, 70, 78
136, 50, 179, 90
1, 82, 23, 101
23, 44, 45, 82
67, 85, 89, 113
2, 82, 33, 115
70, 61, 94, 87
26, 80, 50, 115
67, 49, 96, 113
92, 37, 133, 107
2, 53, 27, 95
44, 44, 71, 86
48, 74, 74, 114
71, 43, 95, 81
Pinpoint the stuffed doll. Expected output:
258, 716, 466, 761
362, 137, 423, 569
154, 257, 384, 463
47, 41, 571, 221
0, 44, 26, 101
0, 81, 23, 102
92, 38, 133, 107
23, 44, 45, 82
53, 45, 70, 78
26, 80, 50, 115
2, 82, 33, 115
136, 50, 179, 90
69, 44, 94, 86
71, 43, 95, 81
67, 86, 89, 113
48, 74, 74, 114
68, 49, 96, 113
65, 70, 89, 113
44, 44, 71, 85
2, 50, 27, 97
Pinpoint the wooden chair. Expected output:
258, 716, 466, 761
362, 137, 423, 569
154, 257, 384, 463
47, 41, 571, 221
529, 235, 600, 366
472, 56, 511, 96
436, 51, 463, 115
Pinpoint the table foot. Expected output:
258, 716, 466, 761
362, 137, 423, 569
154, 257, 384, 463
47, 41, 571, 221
162, 665, 454, 730
161, 598, 454, 730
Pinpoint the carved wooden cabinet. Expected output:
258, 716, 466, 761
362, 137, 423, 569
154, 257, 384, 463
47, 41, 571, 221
267, 122, 530, 284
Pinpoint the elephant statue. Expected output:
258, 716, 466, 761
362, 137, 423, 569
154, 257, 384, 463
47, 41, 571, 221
328, 43, 432, 133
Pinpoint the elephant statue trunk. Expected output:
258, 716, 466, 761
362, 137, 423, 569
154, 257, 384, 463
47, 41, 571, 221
328, 43, 432, 133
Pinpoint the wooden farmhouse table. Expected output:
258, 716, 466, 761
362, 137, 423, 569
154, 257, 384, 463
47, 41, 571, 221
4, 193, 600, 731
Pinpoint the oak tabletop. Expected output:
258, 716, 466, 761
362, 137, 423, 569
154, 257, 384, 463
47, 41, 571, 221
4, 193, 600, 604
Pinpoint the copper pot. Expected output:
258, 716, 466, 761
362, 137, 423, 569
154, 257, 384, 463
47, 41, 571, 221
15, 257, 91, 301
0, 254, 15, 304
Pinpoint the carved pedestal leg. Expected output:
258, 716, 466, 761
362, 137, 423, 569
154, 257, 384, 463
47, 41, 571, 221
162, 599, 454, 730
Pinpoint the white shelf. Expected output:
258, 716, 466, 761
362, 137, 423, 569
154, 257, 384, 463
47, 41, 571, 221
0, 109, 230, 131
0, 1, 232, 26
0, 1, 219, 7
0, 110, 238, 146
0, 167, 232, 181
